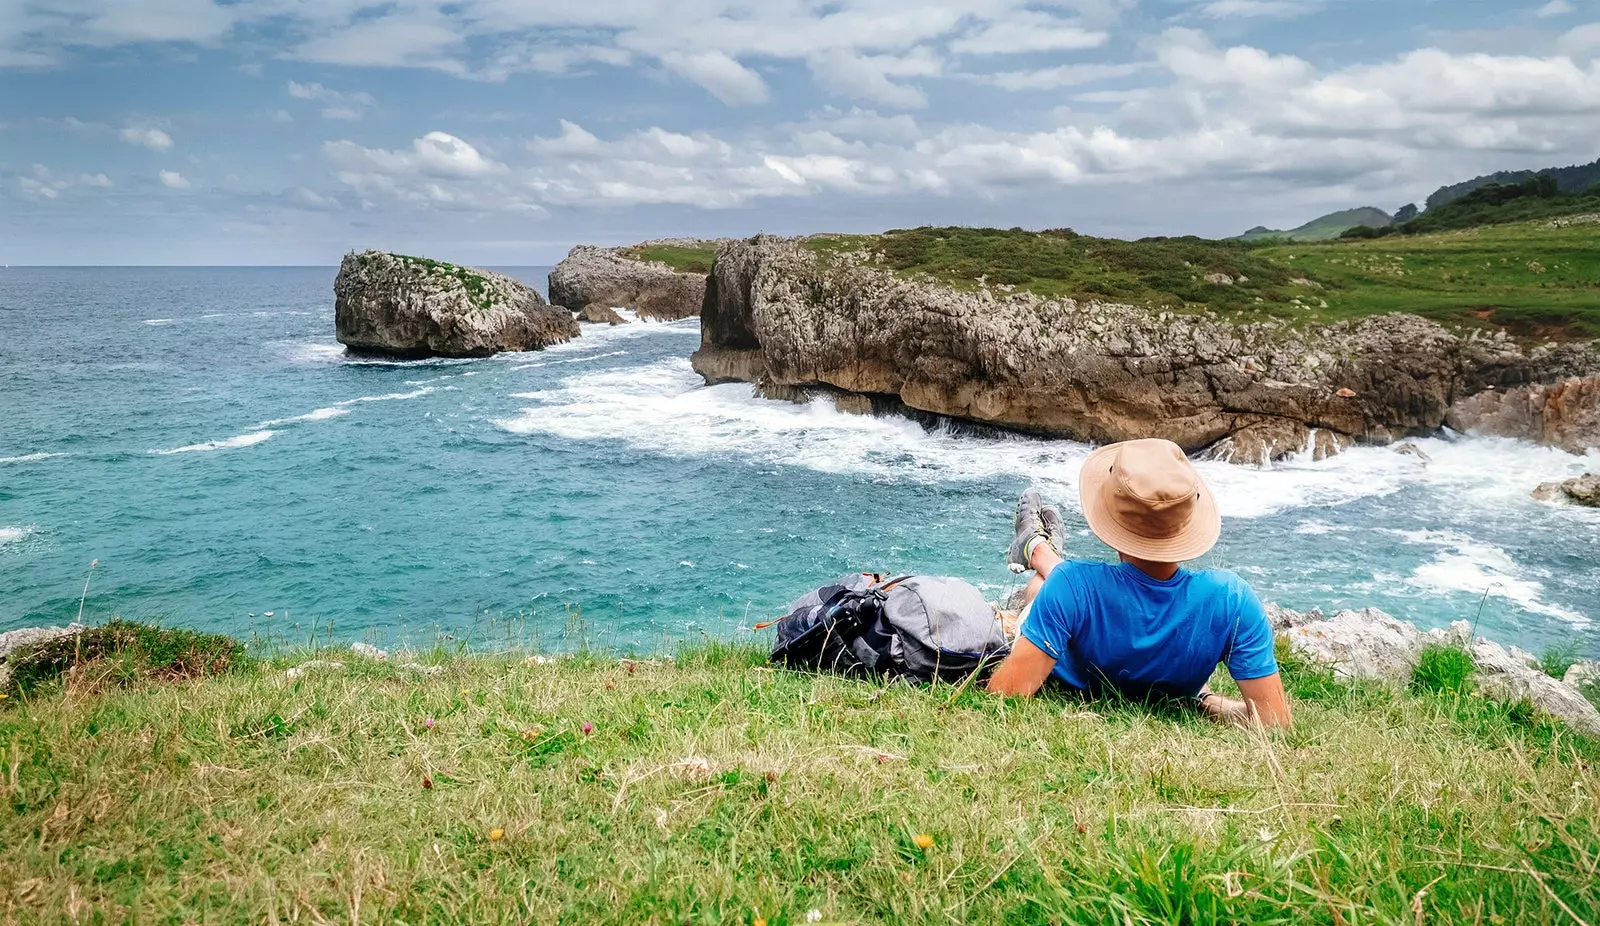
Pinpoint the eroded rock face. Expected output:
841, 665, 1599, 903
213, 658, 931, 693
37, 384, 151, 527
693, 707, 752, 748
548, 239, 724, 321
690, 236, 1600, 460
1266, 606, 1600, 736
1532, 474, 1600, 506
1447, 375, 1600, 453
335, 251, 578, 358
578, 305, 628, 326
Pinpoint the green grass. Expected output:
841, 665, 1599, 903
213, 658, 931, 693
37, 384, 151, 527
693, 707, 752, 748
1410, 643, 1476, 697
628, 245, 718, 275
1255, 223, 1600, 337
3, 633, 1598, 924
803, 224, 1600, 338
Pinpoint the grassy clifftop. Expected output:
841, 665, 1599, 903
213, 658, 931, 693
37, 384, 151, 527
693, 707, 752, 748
3, 632, 1597, 924
803, 222, 1600, 338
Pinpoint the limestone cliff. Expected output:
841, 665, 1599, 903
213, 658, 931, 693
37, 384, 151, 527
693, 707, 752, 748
548, 239, 725, 322
691, 236, 1600, 461
1446, 375, 1600, 453
335, 251, 578, 358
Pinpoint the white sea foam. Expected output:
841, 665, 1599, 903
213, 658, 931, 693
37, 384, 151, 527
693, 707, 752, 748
510, 350, 629, 371
1391, 529, 1588, 626
0, 526, 34, 545
142, 318, 175, 326
283, 342, 346, 364
259, 407, 350, 427
151, 430, 277, 455
0, 452, 69, 464
332, 387, 435, 407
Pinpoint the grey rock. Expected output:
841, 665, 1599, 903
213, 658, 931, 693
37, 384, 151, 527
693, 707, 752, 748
1470, 638, 1600, 736
286, 660, 344, 679
549, 239, 728, 321
1281, 607, 1428, 685
1394, 442, 1433, 464
577, 304, 628, 325
690, 237, 1600, 462
1564, 661, 1599, 688
1264, 603, 1325, 630
351, 642, 388, 660
1274, 609, 1600, 736
1532, 473, 1600, 506
335, 250, 578, 358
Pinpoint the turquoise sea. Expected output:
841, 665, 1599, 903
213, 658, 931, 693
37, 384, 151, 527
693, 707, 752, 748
2, 267, 1597, 656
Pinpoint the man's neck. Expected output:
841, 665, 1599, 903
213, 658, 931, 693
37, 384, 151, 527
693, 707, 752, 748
1119, 554, 1181, 582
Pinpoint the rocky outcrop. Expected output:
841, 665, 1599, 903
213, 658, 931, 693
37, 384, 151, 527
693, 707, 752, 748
1267, 605, 1600, 736
691, 236, 1600, 460
577, 305, 628, 326
335, 251, 578, 358
1532, 474, 1600, 506
1446, 375, 1600, 453
548, 239, 725, 322
0, 623, 84, 691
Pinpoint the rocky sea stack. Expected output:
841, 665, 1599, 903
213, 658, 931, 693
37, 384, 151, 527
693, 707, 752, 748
691, 234, 1600, 461
548, 239, 724, 322
335, 250, 578, 358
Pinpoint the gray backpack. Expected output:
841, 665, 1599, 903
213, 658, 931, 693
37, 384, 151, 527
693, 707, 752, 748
766, 574, 1011, 683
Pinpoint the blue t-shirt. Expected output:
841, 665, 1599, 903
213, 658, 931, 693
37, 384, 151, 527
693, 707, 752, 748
1020, 561, 1277, 700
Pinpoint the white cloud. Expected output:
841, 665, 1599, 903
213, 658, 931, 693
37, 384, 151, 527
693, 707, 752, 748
119, 125, 174, 150
1201, 0, 1322, 18
1536, 0, 1575, 18
1560, 22, 1600, 58
1156, 28, 1314, 87
292, 11, 466, 74
158, 169, 190, 189
808, 48, 941, 109
78, 172, 114, 187
285, 81, 376, 120
949, 12, 1108, 55
659, 51, 769, 105
972, 62, 1148, 91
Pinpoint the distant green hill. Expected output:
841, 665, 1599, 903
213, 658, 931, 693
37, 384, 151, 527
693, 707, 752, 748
1425, 156, 1600, 210
1236, 207, 1392, 242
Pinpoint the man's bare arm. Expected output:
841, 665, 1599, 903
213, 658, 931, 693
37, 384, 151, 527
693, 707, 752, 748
987, 636, 1058, 698
1200, 672, 1292, 729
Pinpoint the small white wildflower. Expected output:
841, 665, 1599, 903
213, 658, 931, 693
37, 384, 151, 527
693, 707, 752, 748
806, 910, 822, 923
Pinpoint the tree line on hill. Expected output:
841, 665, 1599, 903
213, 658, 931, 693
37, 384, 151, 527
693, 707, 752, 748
1340, 172, 1600, 240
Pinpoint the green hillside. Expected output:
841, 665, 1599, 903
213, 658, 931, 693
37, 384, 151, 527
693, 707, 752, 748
1236, 207, 1393, 242
806, 221, 1600, 338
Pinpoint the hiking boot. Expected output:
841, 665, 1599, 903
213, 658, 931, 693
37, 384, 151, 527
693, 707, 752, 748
1007, 489, 1049, 573
1041, 506, 1066, 561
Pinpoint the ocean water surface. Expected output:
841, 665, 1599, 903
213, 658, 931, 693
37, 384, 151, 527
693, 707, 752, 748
2, 266, 1597, 656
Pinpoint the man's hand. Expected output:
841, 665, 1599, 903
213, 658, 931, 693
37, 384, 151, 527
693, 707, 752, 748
987, 637, 1057, 697
1199, 673, 1292, 729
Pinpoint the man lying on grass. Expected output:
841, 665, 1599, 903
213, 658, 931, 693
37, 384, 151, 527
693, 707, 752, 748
988, 438, 1292, 729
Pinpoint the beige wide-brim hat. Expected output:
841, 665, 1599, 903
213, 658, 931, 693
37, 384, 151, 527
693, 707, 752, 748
1079, 438, 1222, 562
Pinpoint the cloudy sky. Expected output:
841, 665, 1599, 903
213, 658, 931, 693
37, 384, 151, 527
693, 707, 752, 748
2, 0, 1598, 264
